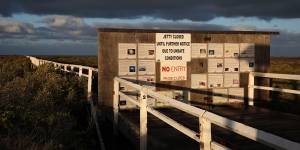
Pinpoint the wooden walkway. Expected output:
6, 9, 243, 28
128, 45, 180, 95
117, 104, 300, 150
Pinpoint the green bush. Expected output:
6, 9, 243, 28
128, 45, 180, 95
0, 56, 97, 150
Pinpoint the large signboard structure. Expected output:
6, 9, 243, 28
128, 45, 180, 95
98, 28, 278, 107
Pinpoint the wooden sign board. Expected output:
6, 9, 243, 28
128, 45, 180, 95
224, 58, 239, 72
208, 59, 224, 73
224, 43, 239, 57
118, 60, 137, 75
208, 74, 224, 88
191, 43, 207, 58
208, 43, 223, 58
138, 60, 156, 75
118, 43, 137, 59
138, 43, 156, 59
240, 58, 255, 72
191, 74, 207, 89
224, 73, 240, 87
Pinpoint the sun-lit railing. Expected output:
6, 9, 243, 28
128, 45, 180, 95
27, 56, 300, 150
248, 72, 300, 106
114, 77, 300, 150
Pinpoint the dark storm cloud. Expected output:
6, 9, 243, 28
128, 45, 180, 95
0, 16, 96, 42
0, 15, 235, 43
0, 0, 300, 20
271, 32, 300, 56
1, 16, 300, 56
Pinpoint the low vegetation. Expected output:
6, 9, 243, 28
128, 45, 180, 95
0, 56, 98, 150
270, 57, 300, 74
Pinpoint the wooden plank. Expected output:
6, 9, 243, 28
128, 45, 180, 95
252, 85, 300, 95
253, 72, 300, 81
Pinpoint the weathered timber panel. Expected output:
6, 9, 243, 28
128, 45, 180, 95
98, 29, 275, 107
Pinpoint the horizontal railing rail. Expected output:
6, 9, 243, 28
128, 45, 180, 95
114, 77, 300, 150
252, 72, 300, 81
248, 72, 300, 105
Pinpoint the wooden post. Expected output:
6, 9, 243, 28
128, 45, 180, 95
248, 72, 255, 106
79, 67, 83, 77
87, 68, 93, 101
200, 117, 211, 150
140, 88, 148, 150
113, 79, 119, 136
64, 65, 68, 71
183, 90, 191, 104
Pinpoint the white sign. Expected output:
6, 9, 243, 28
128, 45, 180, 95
138, 60, 156, 75
191, 74, 207, 89
208, 74, 224, 88
160, 61, 187, 81
138, 43, 155, 59
118, 43, 137, 59
118, 60, 136, 75
224, 43, 239, 57
156, 33, 191, 62
208, 43, 223, 58
192, 43, 207, 58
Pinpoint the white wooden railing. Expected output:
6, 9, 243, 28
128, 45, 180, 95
248, 72, 300, 106
27, 56, 300, 150
26, 56, 105, 150
114, 77, 300, 150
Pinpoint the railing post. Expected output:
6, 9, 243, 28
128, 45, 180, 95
79, 67, 83, 77
113, 79, 120, 136
87, 68, 93, 102
248, 72, 255, 106
64, 65, 68, 71
200, 117, 211, 150
183, 90, 191, 104
140, 88, 148, 150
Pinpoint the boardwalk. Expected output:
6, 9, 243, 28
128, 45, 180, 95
116, 104, 300, 150
28, 56, 300, 150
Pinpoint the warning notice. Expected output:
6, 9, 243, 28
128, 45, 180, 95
156, 33, 191, 62
160, 61, 187, 81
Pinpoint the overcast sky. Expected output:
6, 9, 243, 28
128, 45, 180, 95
0, 0, 300, 56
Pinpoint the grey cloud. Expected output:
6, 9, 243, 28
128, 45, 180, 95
271, 31, 300, 56
0, 17, 97, 42
1, 16, 300, 56
1, 0, 300, 21
0, 20, 34, 33
93, 19, 230, 30
43, 15, 85, 28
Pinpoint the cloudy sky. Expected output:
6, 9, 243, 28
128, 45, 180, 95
0, 0, 300, 56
